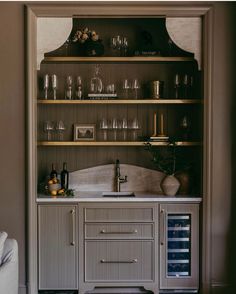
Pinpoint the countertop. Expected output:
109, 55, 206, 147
37, 191, 202, 203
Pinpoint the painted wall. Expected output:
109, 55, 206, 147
0, 3, 26, 293
0, 2, 235, 294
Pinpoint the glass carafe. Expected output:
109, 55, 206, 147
90, 64, 103, 94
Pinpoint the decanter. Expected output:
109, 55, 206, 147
90, 64, 103, 94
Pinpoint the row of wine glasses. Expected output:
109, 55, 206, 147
111, 35, 129, 56
122, 79, 141, 99
43, 120, 66, 141
99, 118, 140, 141
174, 73, 194, 99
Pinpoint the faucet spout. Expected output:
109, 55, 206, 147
115, 159, 127, 192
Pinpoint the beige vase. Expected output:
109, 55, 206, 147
161, 174, 180, 196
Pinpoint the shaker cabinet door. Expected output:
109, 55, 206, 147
38, 205, 78, 290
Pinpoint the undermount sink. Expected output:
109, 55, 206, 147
102, 191, 135, 197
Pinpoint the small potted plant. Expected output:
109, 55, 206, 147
72, 27, 104, 56
145, 139, 193, 196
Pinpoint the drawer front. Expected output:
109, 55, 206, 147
85, 223, 153, 239
85, 240, 153, 282
85, 208, 153, 222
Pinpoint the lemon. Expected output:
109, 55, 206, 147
50, 190, 57, 196
48, 180, 53, 185
58, 189, 65, 195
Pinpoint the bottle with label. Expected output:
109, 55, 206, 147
50, 163, 57, 179
61, 162, 69, 190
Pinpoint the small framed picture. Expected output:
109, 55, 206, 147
73, 124, 96, 141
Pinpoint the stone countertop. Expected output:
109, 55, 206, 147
37, 191, 202, 203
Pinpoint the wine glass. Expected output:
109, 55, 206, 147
123, 79, 131, 99
121, 118, 128, 141
100, 118, 108, 141
55, 120, 66, 141
121, 37, 128, 56
51, 74, 58, 100
130, 118, 140, 141
174, 73, 181, 99
132, 79, 141, 99
43, 74, 49, 100
112, 118, 119, 141
43, 121, 54, 141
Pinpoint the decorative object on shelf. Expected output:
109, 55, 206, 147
74, 123, 96, 141
150, 112, 169, 141
110, 35, 129, 56
65, 75, 73, 100
175, 169, 193, 195
145, 139, 193, 196
72, 27, 104, 56
180, 115, 191, 141
134, 30, 161, 56
150, 80, 164, 99
90, 64, 103, 94
75, 76, 83, 99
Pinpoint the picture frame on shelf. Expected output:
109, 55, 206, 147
74, 124, 96, 141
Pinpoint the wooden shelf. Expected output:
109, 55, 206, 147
37, 141, 202, 147
43, 56, 195, 63
37, 99, 202, 105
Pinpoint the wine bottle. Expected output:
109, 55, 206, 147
50, 163, 57, 179
61, 162, 69, 189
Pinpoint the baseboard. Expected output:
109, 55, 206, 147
211, 283, 230, 294
19, 284, 27, 294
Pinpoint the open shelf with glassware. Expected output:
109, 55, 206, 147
36, 15, 204, 198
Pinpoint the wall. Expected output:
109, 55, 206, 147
0, 2, 26, 293
211, 3, 236, 294
0, 2, 235, 294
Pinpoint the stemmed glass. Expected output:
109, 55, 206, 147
123, 79, 131, 99
132, 79, 141, 99
121, 118, 128, 141
43, 121, 54, 141
129, 118, 140, 141
51, 74, 58, 100
100, 118, 108, 141
43, 74, 49, 100
112, 118, 119, 141
55, 120, 66, 141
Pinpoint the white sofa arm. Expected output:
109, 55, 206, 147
0, 239, 18, 294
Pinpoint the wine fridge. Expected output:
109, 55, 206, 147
160, 204, 199, 291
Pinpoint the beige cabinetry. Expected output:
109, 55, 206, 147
79, 203, 158, 294
38, 205, 78, 290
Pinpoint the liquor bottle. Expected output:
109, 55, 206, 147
50, 163, 57, 179
61, 162, 69, 189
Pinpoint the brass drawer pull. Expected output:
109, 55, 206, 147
100, 229, 138, 234
100, 259, 138, 264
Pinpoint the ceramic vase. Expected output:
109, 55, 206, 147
161, 174, 180, 196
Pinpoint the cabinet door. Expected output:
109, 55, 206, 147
38, 205, 77, 290
160, 204, 199, 290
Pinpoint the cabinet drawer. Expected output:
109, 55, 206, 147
85, 207, 153, 222
85, 240, 153, 282
85, 223, 153, 239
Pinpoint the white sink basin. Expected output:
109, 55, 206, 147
102, 191, 135, 197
